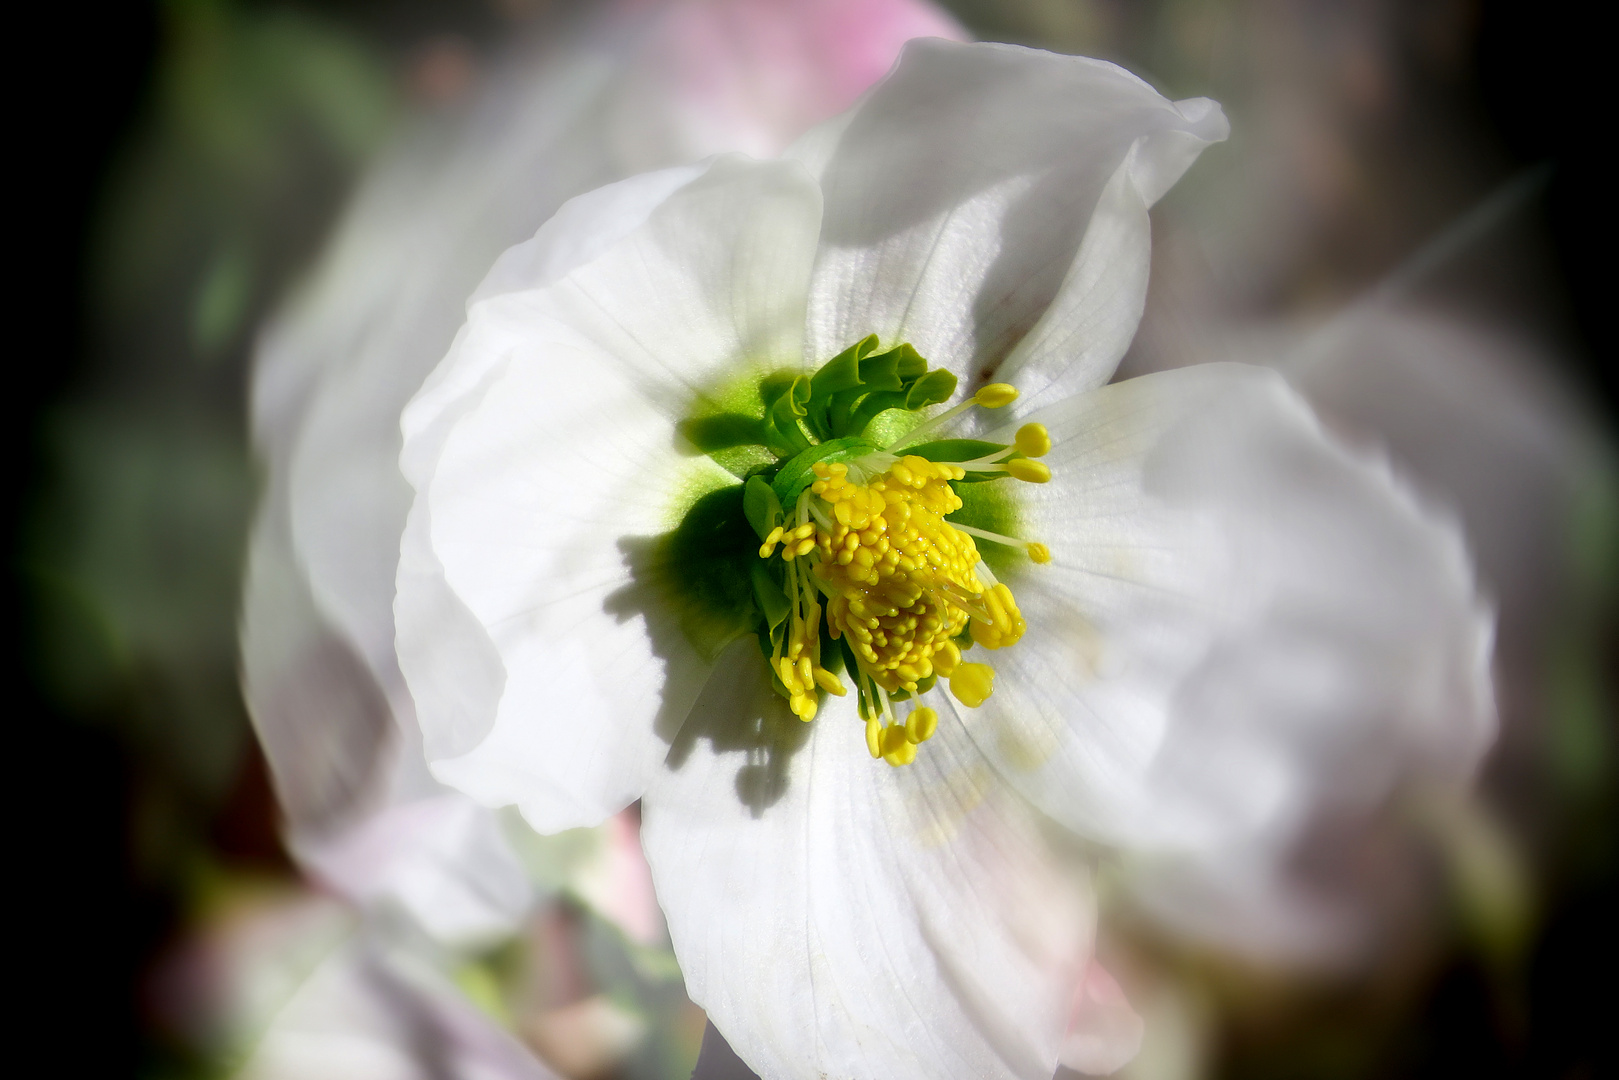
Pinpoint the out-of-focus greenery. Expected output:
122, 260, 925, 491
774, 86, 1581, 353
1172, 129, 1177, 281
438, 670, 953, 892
29, 0, 398, 812
28, 10, 400, 1070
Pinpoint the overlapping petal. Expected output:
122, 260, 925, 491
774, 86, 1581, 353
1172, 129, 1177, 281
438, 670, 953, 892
793, 39, 1226, 393
967, 362, 1494, 861
642, 642, 1094, 1080
399, 157, 824, 832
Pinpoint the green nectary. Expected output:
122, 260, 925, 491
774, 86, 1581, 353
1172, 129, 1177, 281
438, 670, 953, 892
657, 338, 1037, 725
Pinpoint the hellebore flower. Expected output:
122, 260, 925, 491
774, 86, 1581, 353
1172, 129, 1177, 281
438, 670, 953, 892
397, 39, 1492, 1080
242, 0, 960, 944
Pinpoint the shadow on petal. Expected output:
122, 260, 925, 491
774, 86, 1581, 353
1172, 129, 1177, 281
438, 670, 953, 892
605, 489, 813, 818
665, 638, 812, 818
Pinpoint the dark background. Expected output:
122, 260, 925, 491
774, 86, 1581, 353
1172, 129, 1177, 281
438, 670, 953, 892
9, 1, 1612, 1076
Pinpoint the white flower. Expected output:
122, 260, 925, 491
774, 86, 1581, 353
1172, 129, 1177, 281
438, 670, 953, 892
396, 38, 1492, 1079
242, 0, 961, 947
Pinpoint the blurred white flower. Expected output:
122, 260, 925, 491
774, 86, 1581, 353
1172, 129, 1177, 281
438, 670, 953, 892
241, 0, 962, 1074
1116, 307, 1605, 968
395, 38, 1490, 1079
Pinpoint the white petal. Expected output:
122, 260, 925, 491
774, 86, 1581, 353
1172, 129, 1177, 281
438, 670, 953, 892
795, 39, 1226, 387
246, 46, 713, 944
241, 493, 396, 838
1123, 310, 1593, 963
1115, 841, 1364, 966
293, 795, 533, 947
244, 441, 534, 947
240, 931, 557, 1080
642, 640, 1094, 1080
966, 364, 1494, 860
399, 157, 823, 832
1059, 963, 1143, 1076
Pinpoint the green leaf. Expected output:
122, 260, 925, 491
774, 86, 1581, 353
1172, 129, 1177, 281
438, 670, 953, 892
742, 475, 783, 540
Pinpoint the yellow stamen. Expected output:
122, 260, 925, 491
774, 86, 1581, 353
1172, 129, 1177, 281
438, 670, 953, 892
755, 425, 1052, 765
974, 383, 1020, 408
949, 662, 995, 707
969, 583, 1025, 650
880, 724, 917, 766
811, 456, 988, 698
814, 668, 847, 695
905, 707, 938, 744
1005, 458, 1051, 483
1015, 422, 1051, 457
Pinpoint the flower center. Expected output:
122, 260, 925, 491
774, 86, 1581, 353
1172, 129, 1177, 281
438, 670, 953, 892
814, 456, 995, 691
675, 334, 1052, 766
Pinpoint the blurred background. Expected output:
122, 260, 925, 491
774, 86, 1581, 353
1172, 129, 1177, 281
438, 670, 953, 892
9, 1, 1614, 1077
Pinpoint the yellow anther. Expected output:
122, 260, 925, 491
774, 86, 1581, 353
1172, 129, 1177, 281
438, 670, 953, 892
1027, 542, 1051, 564
762, 443, 1033, 764
905, 707, 938, 745
974, 383, 1020, 408
759, 525, 784, 557
1005, 458, 1051, 484
814, 668, 847, 695
949, 662, 995, 707
970, 584, 1026, 650
1014, 422, 1051, 457
880, 724, 917, 766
